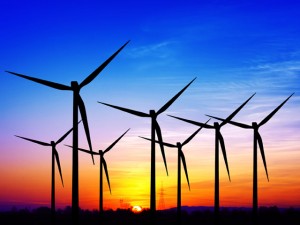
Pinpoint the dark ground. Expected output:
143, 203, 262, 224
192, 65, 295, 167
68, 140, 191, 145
0, 206, 299, 225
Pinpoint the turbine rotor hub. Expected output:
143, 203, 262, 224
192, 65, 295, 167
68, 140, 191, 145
149, 110, 156, 118
71, 81, 79, 91
214, 122, 220, 130
252, 122, 258, 129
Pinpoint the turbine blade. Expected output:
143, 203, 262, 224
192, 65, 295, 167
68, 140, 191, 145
64, 144, 99, 155
56, 121, 82, 144
15, 135, 51, 146
139, 136, 176, 148
102, 158, 111, 194
104, 128, 130, 153
179, 149, 191, 190
5, 71, 72, 90
79, 41, 130, 88
257, 132, 269, 181
54, 148, 64, 187
157, 77, 196, 115
182, 119, 210, 146
206, 115, 252, 129
168, 115, 214, 129
220, 93, 256, 127
78, 95, 95, 164
98, 102, 149, 117
219, 133, 231, 181
154, 120, 169, 176
259, 93, 294, 127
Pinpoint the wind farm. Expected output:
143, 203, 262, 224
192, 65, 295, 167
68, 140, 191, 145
3, 67, 297, 225
1, 41, 298, 224
1, 1, 300, 224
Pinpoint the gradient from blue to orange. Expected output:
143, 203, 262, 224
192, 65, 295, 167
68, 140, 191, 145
0, 0, 299, 211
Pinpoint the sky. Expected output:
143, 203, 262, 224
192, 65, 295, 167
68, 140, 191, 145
0, 0, 300, 211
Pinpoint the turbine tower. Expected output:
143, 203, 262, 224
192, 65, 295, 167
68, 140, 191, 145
168, 93, 255, 220
98, 77, 196, 215
6, 41, 129, 222
206, 93, 294, 222
66, 129, 129, 214
15, 124, 76, 221
140, 119, 209, 223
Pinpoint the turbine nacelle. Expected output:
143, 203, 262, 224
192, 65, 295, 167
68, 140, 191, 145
149, 110, 156, 118
14, 124, 75, 193
214, 122, 220, 130
252, 122, 258, 129
99, 150, 104, 156
71, 81, 80, 91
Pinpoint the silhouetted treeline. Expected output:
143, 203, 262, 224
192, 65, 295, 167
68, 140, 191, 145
0, 206, 299, 225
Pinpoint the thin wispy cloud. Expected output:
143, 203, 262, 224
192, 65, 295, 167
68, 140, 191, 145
126, 41, 176, 59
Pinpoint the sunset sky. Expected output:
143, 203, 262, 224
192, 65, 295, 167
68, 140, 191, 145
0, 0, 299, 211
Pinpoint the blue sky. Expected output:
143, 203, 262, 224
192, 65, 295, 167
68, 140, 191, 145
0, 0, 300, 210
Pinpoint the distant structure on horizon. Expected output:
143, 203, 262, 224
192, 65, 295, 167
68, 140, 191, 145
158, 182, 165, 210
119, 199, 131, 209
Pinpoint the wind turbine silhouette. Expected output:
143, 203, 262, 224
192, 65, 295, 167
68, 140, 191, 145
168, 93, 255, 220
206, 93, 294, 221
139, 119, 210, 223
66, 128, 130, 214
98, 77, 196, 214
5, 41, 129, 221
15, 124, 77, 220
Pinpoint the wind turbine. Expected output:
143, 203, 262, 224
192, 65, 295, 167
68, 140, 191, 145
66, 128, 130, 214
15, 124, 76, 220
98, 77, 196, 214
168, 93, 255, 219
5, 41, 129, 221
139, 119, 209, 223
206, 93, 294, 220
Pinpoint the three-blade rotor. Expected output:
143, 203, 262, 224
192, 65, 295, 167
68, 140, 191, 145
7, 41, 130, 164
168, 94, 256, 181
99, 77, 197, 176
139, 119, 209, 190
15, 123, 76, 187
65, 128, 130, 193
206, 93, 294, 181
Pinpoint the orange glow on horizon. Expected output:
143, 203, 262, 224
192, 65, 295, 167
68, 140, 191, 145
1, 138, 300, 211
